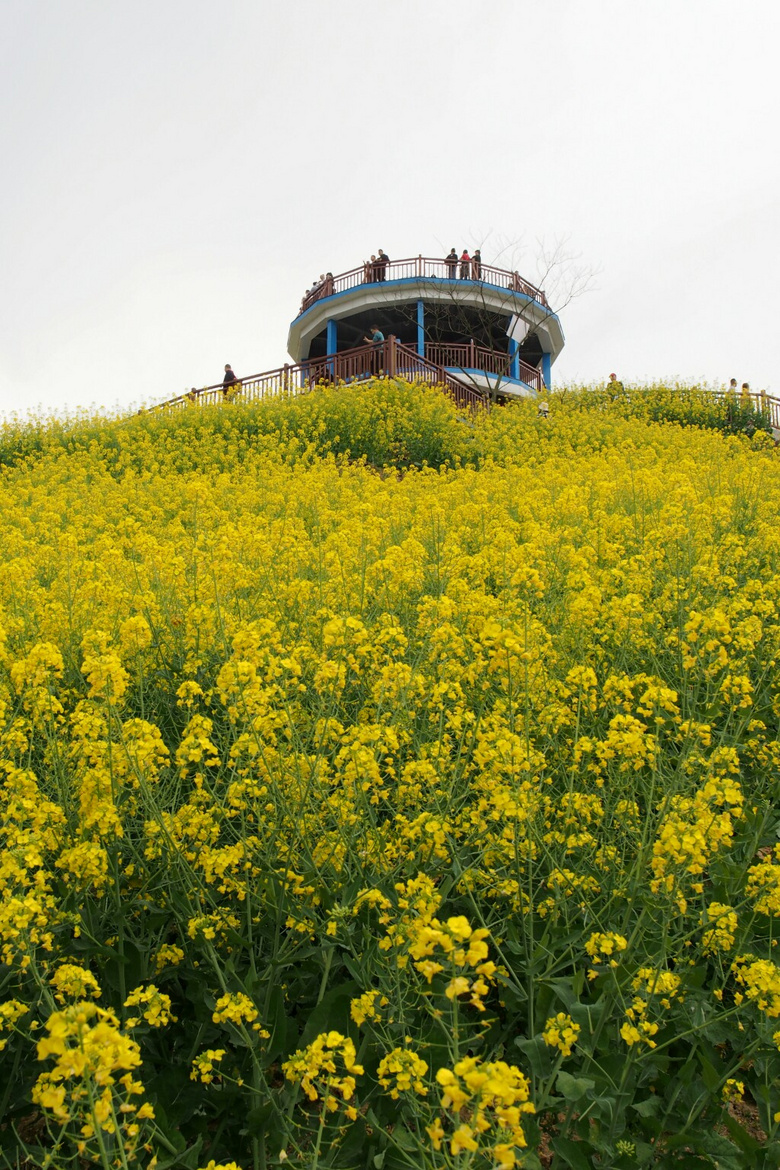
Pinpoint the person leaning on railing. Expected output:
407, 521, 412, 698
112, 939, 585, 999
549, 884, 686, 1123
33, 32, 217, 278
363, 325, 385, 375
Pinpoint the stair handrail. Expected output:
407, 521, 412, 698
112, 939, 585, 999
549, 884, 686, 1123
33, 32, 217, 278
145, 338, 489, 415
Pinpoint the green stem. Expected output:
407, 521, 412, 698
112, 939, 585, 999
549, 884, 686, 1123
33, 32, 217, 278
86, 1081, 116, 1170
310, 1085, 331, 1170
0, 1041, 24, 1125
535, 1051, 565, 1113
317, 945, 334, 1005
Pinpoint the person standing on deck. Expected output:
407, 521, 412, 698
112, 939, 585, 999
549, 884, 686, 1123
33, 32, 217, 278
377, 249, 390, 280
460, 250, 471, 279
472, 249, 482, 279
445, 248, 458, 279
363, 325, 385, 375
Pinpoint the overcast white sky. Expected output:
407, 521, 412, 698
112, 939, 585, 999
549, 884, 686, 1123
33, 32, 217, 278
1, 0, 778, 415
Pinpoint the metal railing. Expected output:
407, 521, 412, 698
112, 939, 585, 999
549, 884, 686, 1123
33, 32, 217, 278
149, 338, 491, 415
299, 256, 549, 314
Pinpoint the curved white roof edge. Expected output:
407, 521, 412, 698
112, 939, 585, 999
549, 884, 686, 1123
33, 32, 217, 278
445, 372, 539, 399
287, 278, 565, 364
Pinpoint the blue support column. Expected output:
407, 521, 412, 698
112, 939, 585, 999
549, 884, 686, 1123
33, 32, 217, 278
508, 338, 519, 381
542, 352, 552, 390
416, 300, 425, 357
326, 319, 337, 378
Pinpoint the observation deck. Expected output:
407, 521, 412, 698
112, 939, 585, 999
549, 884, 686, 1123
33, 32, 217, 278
287, 255, 565, 397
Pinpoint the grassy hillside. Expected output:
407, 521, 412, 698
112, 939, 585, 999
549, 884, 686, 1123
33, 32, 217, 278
1, 380, 779, 1169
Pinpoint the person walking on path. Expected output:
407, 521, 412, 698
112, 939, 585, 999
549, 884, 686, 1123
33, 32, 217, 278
445, 248, 458, 279
460, 249, 471, 279
222, 364, 239, 400
725, 380, 738, 428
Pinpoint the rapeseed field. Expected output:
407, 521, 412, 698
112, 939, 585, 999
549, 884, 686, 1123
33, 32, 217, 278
1, 378, 779, 1169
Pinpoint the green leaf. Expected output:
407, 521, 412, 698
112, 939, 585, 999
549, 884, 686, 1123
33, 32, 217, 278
551, 1135, 598, 1170
696, 1049, 722, 1092
570, 994, 609, 1036
263, 981, 292, 1064
245, 1101, 275, 1137
720, 1109, 763, 1156
153, 1134, 203, 1170
633, 1140, 656, 1166
631, 1095, 662, 1118
588, 1094, 619, 1124
514, 1034, 553, 1078
657, 1157, 711, 1169
294, 979, 359, 1050
387, 1124, 418, 1152
556, 1070, 596, 1102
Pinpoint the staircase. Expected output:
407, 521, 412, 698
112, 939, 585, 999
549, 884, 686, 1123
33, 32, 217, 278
146, 352, 780, 438
147, 338, 489, 415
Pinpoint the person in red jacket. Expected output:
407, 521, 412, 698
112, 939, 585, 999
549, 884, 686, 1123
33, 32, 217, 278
460, 250, 471, 279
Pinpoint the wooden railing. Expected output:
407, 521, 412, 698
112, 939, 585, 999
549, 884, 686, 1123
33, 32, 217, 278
299, 256, 549, 314
149, 353, 780, 433
711, 389, 780, 430
391, 342, 488, 412
149, 338, 489, 415
600, 387, 780, 432
425, 342, 543, 391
